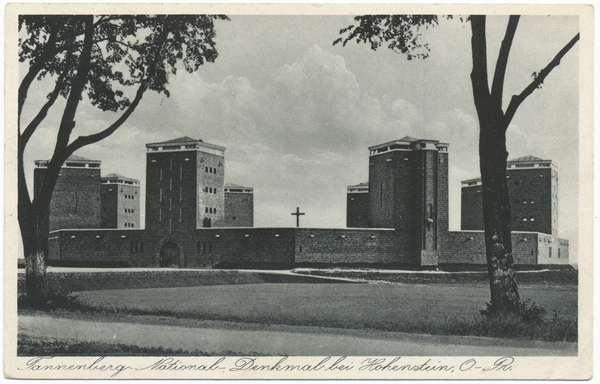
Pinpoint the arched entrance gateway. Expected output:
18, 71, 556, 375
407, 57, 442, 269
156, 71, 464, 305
159, 242, 180, 268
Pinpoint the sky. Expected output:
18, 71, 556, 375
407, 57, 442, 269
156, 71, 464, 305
20, 15, 580, 261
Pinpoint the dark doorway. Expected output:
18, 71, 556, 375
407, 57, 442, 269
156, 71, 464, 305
159, 242, 180, 268
203, 217, 212, 228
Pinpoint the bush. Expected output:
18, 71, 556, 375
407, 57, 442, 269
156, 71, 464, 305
519, 298, 547, 324
475, 298, 576, 341
480, 298, 547, 324
18, 275, 81, 311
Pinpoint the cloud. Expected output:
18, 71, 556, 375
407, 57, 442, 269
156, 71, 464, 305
18, 35, 577, 245
21, 44, 473, 228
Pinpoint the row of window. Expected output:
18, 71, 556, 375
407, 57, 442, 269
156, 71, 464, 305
124, 194, 135, 199
129, 241, 144, 254
203, 187, 218, 194
124, 208, 135, 213
124, 222, 136, 227
205, 207, 218, 214
197, 241, 214, 254
515, 216, 535, 222
548, 247, 561, 258
511, 176, 546, 185
514, 199, 535, 204
205, 166, 218, 174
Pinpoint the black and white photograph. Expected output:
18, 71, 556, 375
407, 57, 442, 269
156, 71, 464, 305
5, 3, 593, 380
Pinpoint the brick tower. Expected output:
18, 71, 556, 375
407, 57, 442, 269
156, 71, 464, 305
100, 173, 141, 229
145, 136, 225, 234
34, 155, 102, 232
223, 183, 254, 227
461, 155, 558, 236
346, 182, 369, 228
367, 137, 448, 266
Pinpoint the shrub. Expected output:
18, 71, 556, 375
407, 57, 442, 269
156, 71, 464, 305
519, 298, 547, 324
475, 298, 576, 341
480, 298, 547, 324
18, 275, 81, 311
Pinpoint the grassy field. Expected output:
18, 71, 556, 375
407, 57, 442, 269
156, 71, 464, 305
292, 268, 578, 286
73, 283, 577, 341
17, 270, 352, 294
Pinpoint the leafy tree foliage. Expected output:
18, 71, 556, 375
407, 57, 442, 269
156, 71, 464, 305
18, 14, 228, 301
335, 15, 579, 314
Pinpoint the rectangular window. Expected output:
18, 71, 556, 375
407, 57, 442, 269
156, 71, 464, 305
159, 208, 162, 222
160, 168, 162, 181
159, 189, 162, 202
179, 187, 182, 202
169, 198, 172, 211
170, 178, 172, 191
549, 247, 552, 258
180, 167, 182, 181
170, 158, 173, 170
558, 248, 561, 258
169, 218, 172, 232
179, 208, 182, 222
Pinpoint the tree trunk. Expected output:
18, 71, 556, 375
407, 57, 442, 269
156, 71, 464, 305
18, 131, 49, 302
25, 248, 47, 302
470, 15, 520, 315
479, 116, 520, 314
18, 201, 48, 303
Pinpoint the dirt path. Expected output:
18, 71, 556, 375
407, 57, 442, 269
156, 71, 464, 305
19, 314, 576, 356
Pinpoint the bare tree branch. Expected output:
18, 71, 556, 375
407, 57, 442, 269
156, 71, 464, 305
19, 70, 68, 149
52, 16, 94, 154
18, 25, 59, 125
469, 16, 490, 110
67, 82, 147, 153
504, 32, 580, 128
67, 18, 173, 155
33, 16, 95, 212
491, 15, 520, 109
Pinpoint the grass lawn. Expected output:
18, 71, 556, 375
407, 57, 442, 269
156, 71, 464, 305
73, 283, 577, 341
293, 269, 578, 286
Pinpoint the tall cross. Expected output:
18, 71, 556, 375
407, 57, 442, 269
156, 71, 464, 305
291, 207, 305, 227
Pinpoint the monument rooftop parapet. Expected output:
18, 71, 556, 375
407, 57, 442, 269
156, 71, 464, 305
146, 136, 225, 156
368, 136, 449, 156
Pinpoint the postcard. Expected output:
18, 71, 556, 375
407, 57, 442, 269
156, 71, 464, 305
5, 3, 593, 380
